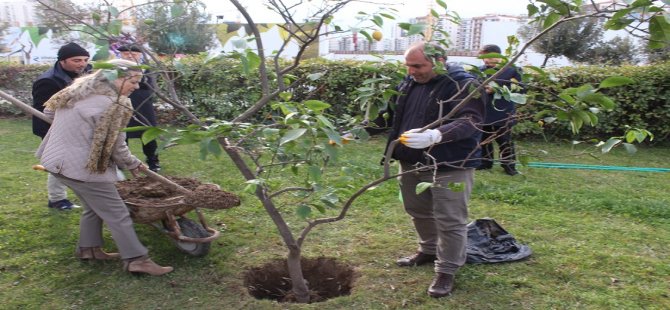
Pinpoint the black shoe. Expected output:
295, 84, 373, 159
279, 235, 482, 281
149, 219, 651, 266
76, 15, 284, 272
396, 252, 436, 267
148, 163, 161, 172
147, 156, 161, 172
503, 166, 520, 176
427, 272, 454, 298
48, 199, 79, 210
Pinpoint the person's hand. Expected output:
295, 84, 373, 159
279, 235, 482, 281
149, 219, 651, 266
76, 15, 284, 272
399, 128, 442, 149
130, 163, 147, 178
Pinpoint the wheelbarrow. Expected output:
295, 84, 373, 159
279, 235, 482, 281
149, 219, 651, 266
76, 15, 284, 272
118, 169, 241, 257
33, 164, 240, 257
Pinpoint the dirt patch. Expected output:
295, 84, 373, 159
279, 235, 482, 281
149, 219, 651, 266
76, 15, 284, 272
244, 257, 358, 303
116, 176, 239, 223
117, 176, 202, 202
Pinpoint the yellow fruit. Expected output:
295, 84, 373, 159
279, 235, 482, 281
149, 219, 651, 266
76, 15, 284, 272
372, 30, 383, 42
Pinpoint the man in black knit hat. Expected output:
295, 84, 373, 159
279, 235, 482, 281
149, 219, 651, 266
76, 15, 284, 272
32, 42, 92, 210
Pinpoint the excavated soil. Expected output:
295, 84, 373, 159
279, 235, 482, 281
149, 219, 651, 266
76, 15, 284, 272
117, 176, 202, 203
244, 257, 357, 303
116, 176, 240, 210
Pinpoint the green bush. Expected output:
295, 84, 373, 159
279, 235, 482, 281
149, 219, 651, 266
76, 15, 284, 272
519, 62, 670, 143
2, 59, 668, 143
0, 62, 49, 116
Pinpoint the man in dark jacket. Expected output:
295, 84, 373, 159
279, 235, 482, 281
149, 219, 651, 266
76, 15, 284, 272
117, 44, 161, 172
32, 42, 91, 210
368, 42, 485, 298
477, 44, 523, 175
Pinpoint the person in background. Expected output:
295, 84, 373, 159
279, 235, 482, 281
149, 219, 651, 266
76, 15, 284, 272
365, 42, 485, 298
36, 59, 173, 276
32, 42, 92, 210
477, 44, 523, 176
116, 44, 161, 172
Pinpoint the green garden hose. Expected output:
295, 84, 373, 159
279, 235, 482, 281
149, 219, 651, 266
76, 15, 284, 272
525, 162, 670, 172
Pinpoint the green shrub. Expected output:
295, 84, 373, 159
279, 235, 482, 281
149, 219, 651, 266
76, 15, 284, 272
519, 62, 670, 143
2, 59, 668, 143
0, 62, 49, 116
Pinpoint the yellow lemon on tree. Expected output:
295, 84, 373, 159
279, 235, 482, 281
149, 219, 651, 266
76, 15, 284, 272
372, 30, 383, 42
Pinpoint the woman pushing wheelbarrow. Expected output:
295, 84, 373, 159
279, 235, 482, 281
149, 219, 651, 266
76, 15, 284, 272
34, 59, 239, 276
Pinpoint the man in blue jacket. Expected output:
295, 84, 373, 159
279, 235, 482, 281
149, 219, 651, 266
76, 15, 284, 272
32, 42, 91, 210
367, 42, 485, 297
477, 44, 523, 175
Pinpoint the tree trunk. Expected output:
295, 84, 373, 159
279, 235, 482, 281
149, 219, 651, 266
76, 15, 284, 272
541, 54, 550, 68
287, 246, 309, 303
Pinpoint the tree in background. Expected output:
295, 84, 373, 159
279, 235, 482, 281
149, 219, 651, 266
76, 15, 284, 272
135, 1, 214, 55
643, 43, 670, 63
573, 36, 640, 65
0, 22, 8, 52
33, 0, 91, 43
518, 18, 603, 67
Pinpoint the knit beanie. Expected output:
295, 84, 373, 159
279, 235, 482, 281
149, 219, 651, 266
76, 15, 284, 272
57, 42, 90, 61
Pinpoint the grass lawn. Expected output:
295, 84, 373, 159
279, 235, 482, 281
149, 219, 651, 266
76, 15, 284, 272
1, 118, 668, 309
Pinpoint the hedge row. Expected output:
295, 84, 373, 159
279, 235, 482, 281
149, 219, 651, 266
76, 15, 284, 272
2, 60, 668, 143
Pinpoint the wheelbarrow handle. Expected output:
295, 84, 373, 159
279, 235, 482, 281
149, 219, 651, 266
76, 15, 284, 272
141, 168, 191, 195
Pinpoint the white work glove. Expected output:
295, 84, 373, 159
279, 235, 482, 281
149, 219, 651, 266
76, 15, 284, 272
399, 128, 442, 149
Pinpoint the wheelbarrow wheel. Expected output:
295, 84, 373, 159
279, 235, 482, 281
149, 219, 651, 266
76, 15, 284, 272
172, 217, 211, 257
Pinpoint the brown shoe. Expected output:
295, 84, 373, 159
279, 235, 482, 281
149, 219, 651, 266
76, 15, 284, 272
75, 247, 120, 260
123, 256, 173, 276
396, 252, 436, 267
427, 272, 454, 298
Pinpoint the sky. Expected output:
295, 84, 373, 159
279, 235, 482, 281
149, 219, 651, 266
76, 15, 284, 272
67, 1, 530, 23
201, 0, 530, 23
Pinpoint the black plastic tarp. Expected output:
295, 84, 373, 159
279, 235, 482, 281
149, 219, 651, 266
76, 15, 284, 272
466, 218, 532, 263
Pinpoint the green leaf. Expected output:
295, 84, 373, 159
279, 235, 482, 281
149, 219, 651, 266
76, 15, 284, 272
207, 139, 222, 158
407, 23, 427, 36
527, 4, 539, 17
296, 204, 311, 219
123, 126, 150, 133
649, 15, 670, 48
311, 203, 326, 214
379, 13, 395, 20
359, 30, 373, 42
321, 127, 340, 145
101, 69, 118, 82
316, 115, 335, 130
509, 93, 527, 104
372, 15, 384, 27
308, 165, 321, 182
107, 20, 122, 35
622, 143, 638, 154
599, 76, 635, 88
415, 182, 433, 195
435, 0, 447, 9
601, 138, 621, 153
109, 6, 119, 17
320, 192, 339, 208
543, 13, 561, 29
245, 50, 261, 71
140, 127, 165, 143
278, 92, 292, 101
279, 128, 307, 145
304, 100, 331, 112
307, 72, 324, 81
